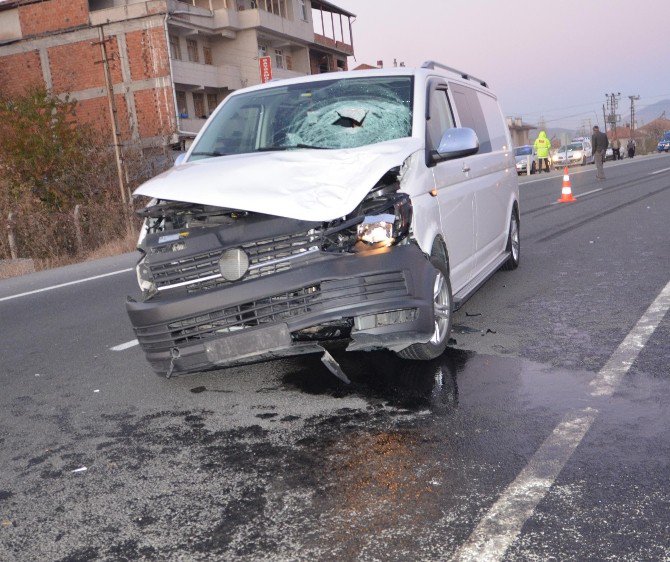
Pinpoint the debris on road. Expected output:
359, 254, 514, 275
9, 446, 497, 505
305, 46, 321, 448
71, 467, 87, 473
320, 349, 351, 384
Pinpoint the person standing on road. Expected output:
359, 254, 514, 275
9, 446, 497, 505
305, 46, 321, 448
534, 130, 551, 173
592, 125, 609, 180
627, 138, 636, 158
612, 136, 621, 160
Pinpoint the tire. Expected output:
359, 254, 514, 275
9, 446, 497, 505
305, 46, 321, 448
502, 210, 520, 271
396, 256, 452, 361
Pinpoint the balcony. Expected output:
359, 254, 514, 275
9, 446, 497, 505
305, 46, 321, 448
172, 59, 243, 90
313, 33, 352, 56
237, 8, 313, 42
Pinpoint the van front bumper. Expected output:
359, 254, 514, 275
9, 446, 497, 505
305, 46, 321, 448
126, 244, 438, 376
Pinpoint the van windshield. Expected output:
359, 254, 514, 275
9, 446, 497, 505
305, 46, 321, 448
190, 76, 414, 160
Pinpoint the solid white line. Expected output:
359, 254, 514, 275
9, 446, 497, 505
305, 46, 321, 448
110, 339, 139, 351
649, 166, 670, 175
0, 268, 133, 303
452, 278, 670, 562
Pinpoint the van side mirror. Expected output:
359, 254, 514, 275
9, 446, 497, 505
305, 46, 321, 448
174, 153, 187, 166
434, 127, 480, 161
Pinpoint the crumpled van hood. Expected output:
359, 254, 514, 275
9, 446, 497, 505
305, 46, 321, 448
134, 137, 423, 222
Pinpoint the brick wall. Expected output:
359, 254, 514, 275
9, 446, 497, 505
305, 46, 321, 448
48, 38, 122, 93
134, 86, 175, 139
126, 26, 170, 81
19, 0, 89, 37
74, 94, 132, 141
0, 50, 43, 97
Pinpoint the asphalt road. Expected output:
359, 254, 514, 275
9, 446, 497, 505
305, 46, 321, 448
1, 154, 669, 561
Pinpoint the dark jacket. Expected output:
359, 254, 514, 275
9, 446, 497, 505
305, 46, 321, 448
592, 131, 609, 153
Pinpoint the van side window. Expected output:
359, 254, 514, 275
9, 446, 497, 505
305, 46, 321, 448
477, 92, 508, 151
426, 87, 455, 151
449, 83, 491, 153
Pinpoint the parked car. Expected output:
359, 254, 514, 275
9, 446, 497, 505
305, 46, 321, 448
127, 63, 520, 377
657, 131, 670, 152
553, 140, 593, 168
514, 145, 536, 174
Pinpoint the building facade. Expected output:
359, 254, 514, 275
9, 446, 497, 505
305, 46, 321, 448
0, 0, 354, 147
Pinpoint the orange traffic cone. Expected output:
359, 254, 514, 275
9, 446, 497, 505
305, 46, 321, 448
557, 167, 575, 203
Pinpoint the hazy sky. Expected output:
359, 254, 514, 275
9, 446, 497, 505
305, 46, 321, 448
333, 0, 670, 130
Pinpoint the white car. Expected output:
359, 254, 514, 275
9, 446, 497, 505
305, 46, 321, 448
127, 63, 520, 377
553, 140, 593, 168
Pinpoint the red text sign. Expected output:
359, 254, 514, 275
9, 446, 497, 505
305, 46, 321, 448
259, 56, 272, 83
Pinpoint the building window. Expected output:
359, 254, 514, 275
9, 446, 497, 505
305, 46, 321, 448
259, 0, 286, 18
193, 93, 205, 119
298, 0, 307, 20
274, 48, 284, 69
176, 91, 188, 118
258, 44, 267, 57
169, 35, 181, 61
207, 93, 218, 115
203, 46, 213, 65
187, 39, 199, 63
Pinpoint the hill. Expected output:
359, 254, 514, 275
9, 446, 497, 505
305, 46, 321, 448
632, 99, 670, 127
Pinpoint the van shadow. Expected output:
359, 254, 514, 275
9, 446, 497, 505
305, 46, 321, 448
282, 348, 474, 415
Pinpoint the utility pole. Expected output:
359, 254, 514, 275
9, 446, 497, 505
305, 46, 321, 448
629, 95, 640, 137
602, 104, 608, 134
93, 26, 134, 233
605, 92, 621, 137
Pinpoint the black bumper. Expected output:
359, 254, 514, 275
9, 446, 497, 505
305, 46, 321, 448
126, 244, 437, 376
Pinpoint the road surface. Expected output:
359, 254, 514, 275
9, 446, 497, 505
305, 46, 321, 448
1, 153, 669, 561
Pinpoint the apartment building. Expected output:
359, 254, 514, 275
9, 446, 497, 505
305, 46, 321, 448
0, 0, 354, 147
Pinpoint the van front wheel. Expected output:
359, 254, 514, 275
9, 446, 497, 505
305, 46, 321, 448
396, 257, 452, 361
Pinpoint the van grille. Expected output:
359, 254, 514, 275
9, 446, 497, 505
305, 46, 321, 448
149, 230, 318, 292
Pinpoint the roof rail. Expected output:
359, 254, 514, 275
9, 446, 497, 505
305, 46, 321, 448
421, 60, 488, 88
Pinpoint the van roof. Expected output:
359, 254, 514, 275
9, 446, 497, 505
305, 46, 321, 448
236, 66, 493, 98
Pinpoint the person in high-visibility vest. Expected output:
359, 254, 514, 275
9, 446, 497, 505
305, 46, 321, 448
533, 131, 552, 173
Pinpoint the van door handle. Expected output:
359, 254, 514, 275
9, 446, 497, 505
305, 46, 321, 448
462, 163, 471, 173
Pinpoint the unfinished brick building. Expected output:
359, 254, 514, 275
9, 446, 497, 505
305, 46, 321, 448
0, 0, 355, 148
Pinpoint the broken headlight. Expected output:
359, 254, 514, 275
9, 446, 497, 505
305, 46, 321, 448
355, 193, 412, 251
136, 255, 156, 294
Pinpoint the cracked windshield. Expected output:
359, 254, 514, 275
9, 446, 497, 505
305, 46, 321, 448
190, 76, 413, 159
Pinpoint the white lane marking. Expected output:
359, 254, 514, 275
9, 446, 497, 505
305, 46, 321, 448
453, 408, 598, 562
590, 279, 670, 396
111, 339, 139, 351
453, 278, 670, 562
649, 166, 670, 175
549, 187, 603, 205
575, 187, 603, 198
0, 268, 133, 303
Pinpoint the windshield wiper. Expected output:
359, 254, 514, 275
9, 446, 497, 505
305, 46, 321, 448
190, 150, 228, 157
254, 144, 330, 152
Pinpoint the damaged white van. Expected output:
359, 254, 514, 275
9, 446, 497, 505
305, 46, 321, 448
127, 61, 520, 377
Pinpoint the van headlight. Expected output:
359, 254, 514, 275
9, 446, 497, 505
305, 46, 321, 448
357, 214, 395, 245
136, 255, 156, 294
354, 193, 412, 251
